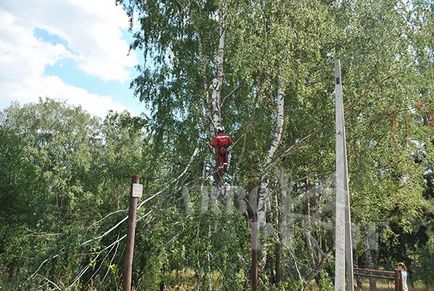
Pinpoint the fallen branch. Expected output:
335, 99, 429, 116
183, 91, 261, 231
27, 254, 59, 282
68, 208, 156, 288
83, 148, 199, 246
35, 274, 61, 290
86, 234, 120, 285
27, 148, 199, 283
86, 209, 127, 232
102, 233, 121, 283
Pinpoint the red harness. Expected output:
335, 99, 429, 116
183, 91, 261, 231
211, 132, 233, 175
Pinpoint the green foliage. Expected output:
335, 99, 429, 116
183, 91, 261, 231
319, 269, 334, 291
0, 99, 153, 289
415, 231, 434, 285
1, 0, 433, 289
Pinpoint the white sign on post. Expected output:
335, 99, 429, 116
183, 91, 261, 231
132, 183, 143, 198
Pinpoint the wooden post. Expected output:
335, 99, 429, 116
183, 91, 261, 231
122, 175, 142, 291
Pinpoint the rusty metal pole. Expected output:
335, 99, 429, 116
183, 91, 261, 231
122, 175, 141, 291
399, 270, 403, 291
395, 269, 401, 291
394, 269, 402, 291
251, 214, 259, 291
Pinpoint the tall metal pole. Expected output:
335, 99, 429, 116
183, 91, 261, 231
122, 175, 142, 291
334, 59, 354, 291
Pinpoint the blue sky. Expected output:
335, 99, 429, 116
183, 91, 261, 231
0, 0, 143, 117
39, 28, 139, 110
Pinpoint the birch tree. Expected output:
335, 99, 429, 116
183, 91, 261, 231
257, 86, 285, 228
2, 0, 431, 289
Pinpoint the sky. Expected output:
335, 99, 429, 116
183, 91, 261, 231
0, 0, 144, 118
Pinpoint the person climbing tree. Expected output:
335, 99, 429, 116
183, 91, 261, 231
211, 127, 233, 176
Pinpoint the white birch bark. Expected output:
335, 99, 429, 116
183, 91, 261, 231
306, 184, 317, 268
208, 1, 227, 192
210, 1, 225, 130
257, 86, 285, 229
279, 170, 293, 249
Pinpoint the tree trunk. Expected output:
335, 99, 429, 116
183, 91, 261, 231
277, 170, 293, 282
210, 1, 225, 130
275, 242, 281, 284
257, 86, 285, 229
364, 224, 378, 290
306, 182, 317, 269
255, 85, 284, 289
210, 1, 226, 191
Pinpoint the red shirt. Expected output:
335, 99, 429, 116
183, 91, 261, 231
211, 132, 233, 148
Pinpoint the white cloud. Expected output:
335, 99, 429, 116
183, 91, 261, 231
0, 75, 131, 118
0, 0, 138, 117
1, 0, 136, 82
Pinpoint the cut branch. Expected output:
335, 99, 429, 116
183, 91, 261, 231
28, 148, 199, 282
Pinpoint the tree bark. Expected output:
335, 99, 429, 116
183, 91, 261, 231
257, 86, 285, 229
208, 1, 227, 191
364, 224, 378, 290
305, 182, 317, 269
210, 1, 225, 130
281, 172, 294, 250
276, 170, 293, 283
